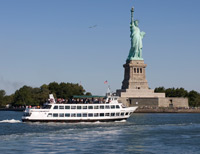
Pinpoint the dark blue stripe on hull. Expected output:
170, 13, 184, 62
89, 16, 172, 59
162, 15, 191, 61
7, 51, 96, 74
22, 118, 127, 123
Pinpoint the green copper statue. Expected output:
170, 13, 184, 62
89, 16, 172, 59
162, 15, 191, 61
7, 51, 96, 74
127, 7, 145, 61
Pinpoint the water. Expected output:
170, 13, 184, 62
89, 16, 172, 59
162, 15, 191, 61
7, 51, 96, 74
1, 112, 200, 154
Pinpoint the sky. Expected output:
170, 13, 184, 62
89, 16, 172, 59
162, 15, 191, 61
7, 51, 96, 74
0, 0, 200, 95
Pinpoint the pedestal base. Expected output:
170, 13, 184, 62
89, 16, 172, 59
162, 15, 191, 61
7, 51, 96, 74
122, 60, 149, 89
116, 89, 165, 98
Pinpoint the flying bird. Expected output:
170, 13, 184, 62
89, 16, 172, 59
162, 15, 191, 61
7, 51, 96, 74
89, 25, 97, 29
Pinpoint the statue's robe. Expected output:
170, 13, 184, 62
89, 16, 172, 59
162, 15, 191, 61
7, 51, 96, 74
127, 23, 145, 60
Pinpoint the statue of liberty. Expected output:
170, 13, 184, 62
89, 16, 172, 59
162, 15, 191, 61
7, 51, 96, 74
127, 7, 145, 61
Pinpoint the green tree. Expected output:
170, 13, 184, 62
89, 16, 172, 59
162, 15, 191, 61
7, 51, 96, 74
1, 82, 90, 107
55, 82, 85, 99
48, 82, 59, 95
85, 92, 92, 96
165, 88, 176, 97
154, 87, 165, 93
3, 95, 14, 107
188, 90, 200, 107
0, 90, 6, 107
154, 86, 200, 107
175, 88, 188, 97
13, 86, 39, 106
38, 84, 51, 105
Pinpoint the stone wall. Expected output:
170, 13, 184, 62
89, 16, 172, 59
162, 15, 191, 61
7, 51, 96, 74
119, 97, 189, 108
118, 97, 159, 107
158, 97, 189, 108
129, 98, 158, 107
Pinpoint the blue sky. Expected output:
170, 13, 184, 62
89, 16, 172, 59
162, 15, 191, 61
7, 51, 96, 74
0, 0, 200, 95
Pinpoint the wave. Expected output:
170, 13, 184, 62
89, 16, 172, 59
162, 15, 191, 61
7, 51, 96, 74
0, 119, 21, 123
94, 121, 101, 123
115, 119, 127, 123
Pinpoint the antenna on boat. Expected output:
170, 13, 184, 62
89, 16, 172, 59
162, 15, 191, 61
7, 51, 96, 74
106, 85, 112, 96
107, 85, 111, 93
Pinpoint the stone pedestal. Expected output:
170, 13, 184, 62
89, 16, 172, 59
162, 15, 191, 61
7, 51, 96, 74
122, 60, 148, 90
116, 60, 188, 108
117, 60, 165, 103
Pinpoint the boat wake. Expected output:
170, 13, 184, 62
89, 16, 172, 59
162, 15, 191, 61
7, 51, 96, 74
0, 119, 21, 123
115, 119, 127, 123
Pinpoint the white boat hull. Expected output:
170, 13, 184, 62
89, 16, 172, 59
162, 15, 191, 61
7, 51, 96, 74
22, 94, 138, 123
22, 106, 138, 123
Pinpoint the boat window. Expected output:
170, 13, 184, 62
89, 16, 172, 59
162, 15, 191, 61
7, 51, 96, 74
105, 105, 110, 109
121, 112, 124, 116
53, 113, 58, 117
100, 113, 104, 117
94, 106, 99, 109
129, 112, 132, 115
71, 113, 76, 117
111, 105, 115, 109
53, 106, 58, 109
125, 112, 129, 116
77, 106, 82, 110
105, 113, 110, 117
100, 105, 104, 109
111, 113, 115, 116
114, 98, 117, 100
44, 105, 52, 109
65, 106, 70, 109
94, 113, 98, 117
59, 106, 64, 109
88, 106, 93, 109
71, 106, 76, 110
116, 113, 120, 116
47, 113, 52, 117
88, 113, 93, 117
116, 105, 120, 109
83, 113, 87, 117
65, 113, 70, 117
77, 113, 82, 117
83, 106, 87, 109
59, 113, 64, 117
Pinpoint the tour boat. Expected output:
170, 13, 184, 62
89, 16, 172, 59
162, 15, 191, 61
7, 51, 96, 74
22, 94, 138, 122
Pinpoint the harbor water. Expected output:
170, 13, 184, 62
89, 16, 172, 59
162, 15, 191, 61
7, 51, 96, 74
1, 111, 200, 154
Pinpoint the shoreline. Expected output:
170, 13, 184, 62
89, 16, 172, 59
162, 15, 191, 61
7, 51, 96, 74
135, 108, 200, 113
0, 108, 25, 112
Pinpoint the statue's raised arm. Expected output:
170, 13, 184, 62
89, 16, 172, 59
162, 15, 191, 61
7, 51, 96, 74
131, 7, 135, 28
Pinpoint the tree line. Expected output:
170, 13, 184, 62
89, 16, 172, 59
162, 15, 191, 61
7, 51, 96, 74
154, 87, 200, 107
0, 82, 92, 107
1, 84, 200, 107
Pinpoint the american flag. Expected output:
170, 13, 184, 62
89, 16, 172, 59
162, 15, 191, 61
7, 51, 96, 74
104, 80, 108, 84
